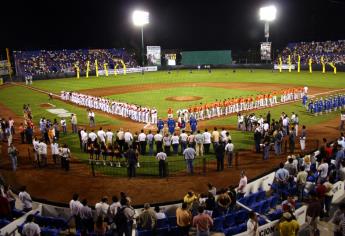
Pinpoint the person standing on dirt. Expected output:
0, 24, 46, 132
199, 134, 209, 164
71, 114, 78, 133
125, 145, 137, 178
183, 145, 196, 175
8, 143, 18, 171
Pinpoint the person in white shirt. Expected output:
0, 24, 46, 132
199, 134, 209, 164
138, 130, 147, 155
105, 129, 113, 145
51, 141, 59, 164
220, 128, 227, 143
154, 206, 166, 219
180, 130, 188, 153
32, 137, 40, 166
69, 193, 83, 229
22, 214, 41, 236
81, 129, 88, 152
237, 171, 247, 199
154, 132, 163, 153
317, 159, 329, 183
247, 211, 259, 236
225, 140, 235, 168
95, 196, 109, 218
171, 133, 180, 155
19, 186, 32, 212
117, 128, 125, 152
97, 127, 106, 143
203, 129, 212, 154
156, 151, 168, 177
38, 140, 47, 167
60, 118, 67, 134
124, 129, 133, 150
88, 110, 95, 127
109, 196, 121, 219
147, 130, 154, 156
88, 130, 97, 142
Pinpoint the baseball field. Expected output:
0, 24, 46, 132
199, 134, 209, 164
0, 68, 344, 205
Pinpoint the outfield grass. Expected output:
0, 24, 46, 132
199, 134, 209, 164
31, 69, 345, 94
107, 87, 258, 115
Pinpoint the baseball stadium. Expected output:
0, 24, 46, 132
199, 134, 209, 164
1, 1, 345, 236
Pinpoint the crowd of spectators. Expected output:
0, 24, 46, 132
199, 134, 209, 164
13, 48, 138, 77
279, 40, 345, 65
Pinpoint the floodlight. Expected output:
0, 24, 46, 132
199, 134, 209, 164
259, 6, 276, 22
132, 10, 149, 26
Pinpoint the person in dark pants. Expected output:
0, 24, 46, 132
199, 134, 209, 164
61, 144, 71, 171
215, 143, 225, 171
125, 146, 137, 178
289, 127, 296, 153
25, 126, 33, 144
254, 125, 262, 153
156, 151, 167, 177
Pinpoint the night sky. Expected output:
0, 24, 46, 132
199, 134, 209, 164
3, 0, 345, 52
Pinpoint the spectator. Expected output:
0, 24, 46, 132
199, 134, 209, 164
3, 185, 16, 209
275, 163, 290, 188
125, 145, 138, 178
300, 125, 307, 152
171, 133, 179, 155
192, 205, 213, 236
317, 158, 329, 183
225, 140, 234, 168
323, 177, 334, 217
207, 183, 216, 196
279, 212, 299, 236
205, 192, 216, 213
237, 170, 248, 199
284, 157, 298, 177
7, 143, 18, 171
154, 206, 166, 220
116, 197, 136, 236
156, 151, 167, 178
22, 214, 41, 236
296, 166, 308, 200
69, 193, 83, 229
137, 203, 157, 230
95, 196, 109, 218
19, 186, 32, 212
203, 129, 211, 155
79, 199, 93, 234
282, 194, 296, 213
246, 211, 258, 236
306, 191, 322, 235
0, 194, 11, 220
184, 191, 198, 209
61, 144, 71, 171
109, 196, 121, 221
183, 144, 196, 175
176, 202, 192, 236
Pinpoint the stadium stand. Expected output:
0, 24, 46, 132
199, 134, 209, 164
279, 40, 345, 65
13, 48, 138, 78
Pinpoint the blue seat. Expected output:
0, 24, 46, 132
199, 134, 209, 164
34, 215, 48, 226
258, 217, 267, 226
247, 194, 257, 207
156, 218, 169, 228
235, 210, 248, 224
169, 226, 179, 236
267, 195, 278, 209
224, 225, 240, 236
238, 196, 248, 205
0, 219, 11, 228
223, 213, 235, 228
256, 190, 266, 202
137, 229, 152, 236
41, 227, 60, 236
211, 216, 224, 232
167, 216, 177, 227
12, 209, 25, 218
48, 217, 68, 230
156, 227, 169, 236
251, 202, 262, 214
261, 200, 270, 214
237, 223, 247, 233
267, 209, 283, 221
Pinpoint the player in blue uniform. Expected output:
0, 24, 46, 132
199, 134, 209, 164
302, 94, 308, 108
318, 98, 324, 115
308, 100, 314, 113
157, 118, 164, 134
189, 115, 198, 134
167, 117, 176, 134
313, 99, 319, 116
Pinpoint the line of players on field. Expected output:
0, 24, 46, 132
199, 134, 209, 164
61, 91, 158, 123
171, 87, 306, 122
303, 93, 345, 115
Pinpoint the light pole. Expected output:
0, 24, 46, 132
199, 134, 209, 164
132, 10, 149, 67
259, 5, 276, 42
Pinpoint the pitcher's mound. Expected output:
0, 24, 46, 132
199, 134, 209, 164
165, 96, 202, 102
40, 103, 55, 108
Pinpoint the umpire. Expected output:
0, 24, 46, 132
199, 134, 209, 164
156, 151, 167, 177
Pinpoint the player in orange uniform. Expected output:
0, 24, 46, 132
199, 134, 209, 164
167, 107, 173, 118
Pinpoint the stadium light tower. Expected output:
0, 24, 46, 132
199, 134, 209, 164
259, 5, 276, 42
132, 10, 149, 67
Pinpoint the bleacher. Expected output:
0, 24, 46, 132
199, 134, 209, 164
1, 143, 345, 236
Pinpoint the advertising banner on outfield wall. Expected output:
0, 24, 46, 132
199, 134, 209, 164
98, 66, 158, 76
260, 42, 271, 61
273, 64, 296, 70
147, 46, 161, 66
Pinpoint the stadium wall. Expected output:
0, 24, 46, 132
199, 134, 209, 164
181, 50, 232, 65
